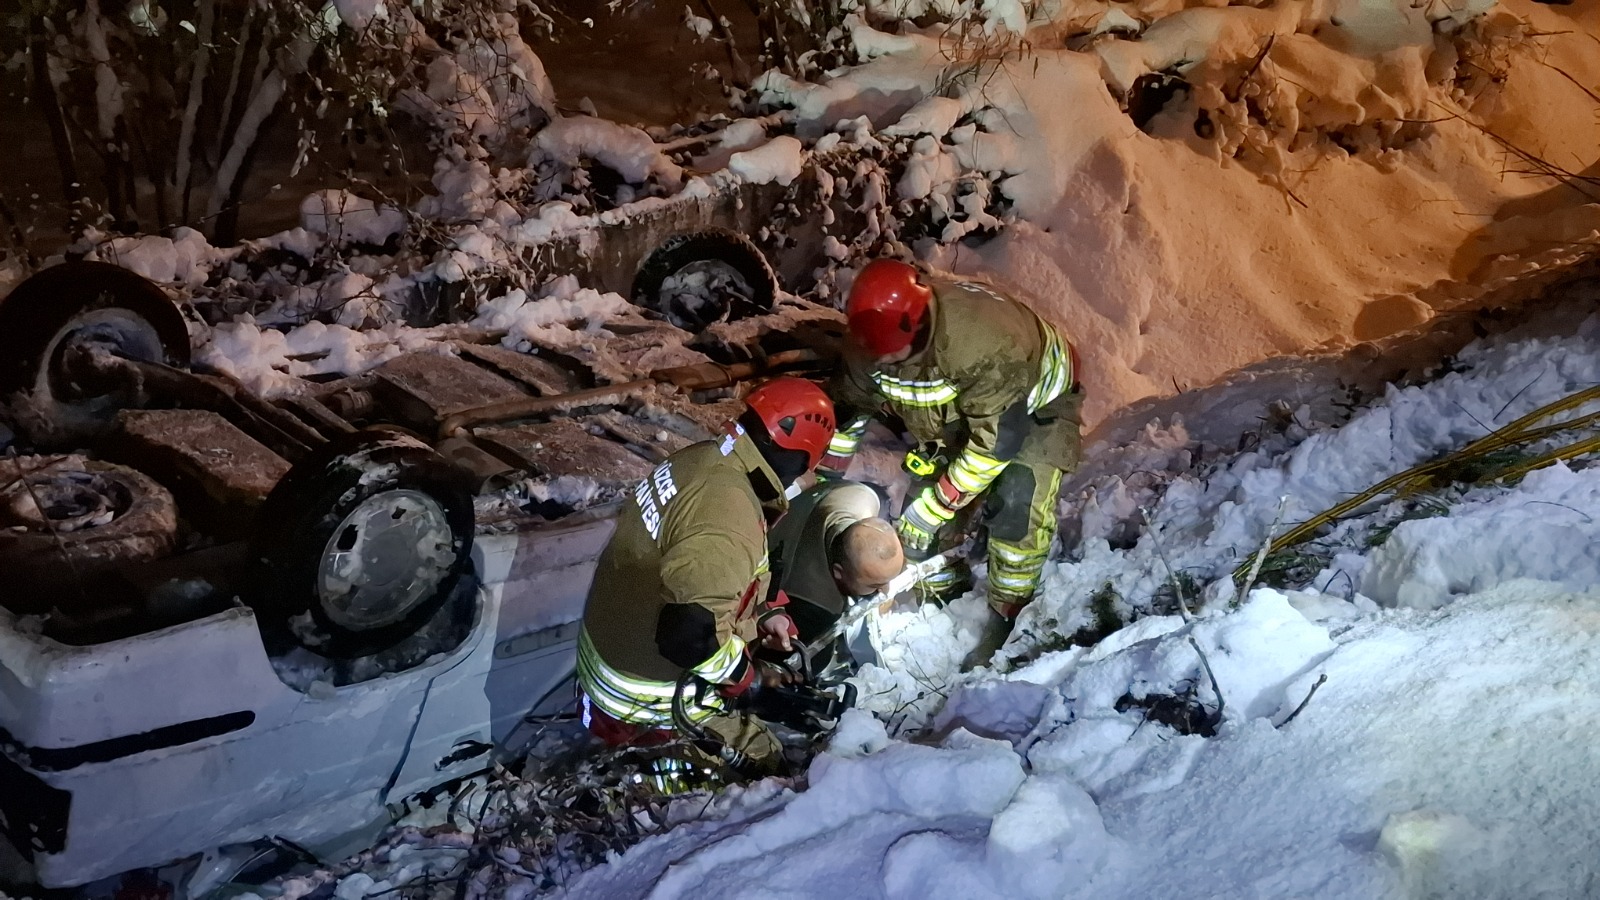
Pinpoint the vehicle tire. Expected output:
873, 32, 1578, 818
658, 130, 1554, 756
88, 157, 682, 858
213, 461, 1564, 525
0, 261, 192, 447
630, 228, 778, 331
0, 455, 178, 615
249, 427, 476, 659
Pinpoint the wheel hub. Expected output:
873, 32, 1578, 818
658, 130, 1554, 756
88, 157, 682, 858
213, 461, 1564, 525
659, 260, 753, 330
315, 489, 457, 632
0, 468, 131, 533
47, 308, 167, 402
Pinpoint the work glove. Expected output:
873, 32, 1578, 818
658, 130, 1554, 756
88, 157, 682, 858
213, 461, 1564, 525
897, 476, 975, 559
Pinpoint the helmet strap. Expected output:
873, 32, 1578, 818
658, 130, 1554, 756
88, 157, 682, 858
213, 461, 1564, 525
737, 409, 810, 489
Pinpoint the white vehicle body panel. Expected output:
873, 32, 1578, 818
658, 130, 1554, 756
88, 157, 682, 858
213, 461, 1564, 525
0, 511, 616, 888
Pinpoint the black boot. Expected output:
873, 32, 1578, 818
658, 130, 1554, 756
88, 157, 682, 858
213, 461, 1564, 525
961, 607, 1017, 672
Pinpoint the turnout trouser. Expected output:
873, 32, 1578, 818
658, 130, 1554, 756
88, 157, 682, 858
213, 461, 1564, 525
982, 461, 1065, 617
913, 388, 1081, 616
580, 692, 782, 794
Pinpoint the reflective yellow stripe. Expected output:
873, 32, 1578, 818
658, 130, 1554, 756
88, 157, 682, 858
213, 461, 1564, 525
577, 627, 737, 726
873, 372, 958, 408
690, 631, 748, 682
1027, 324, 1073, 412
908, 488, 957, 527
947, 448, 1008, 495
989, 543, 1048, 593
828, 415, 870, 457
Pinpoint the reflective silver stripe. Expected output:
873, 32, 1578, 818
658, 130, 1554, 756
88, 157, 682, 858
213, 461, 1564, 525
947, 448, 1007, 495
988, 544, 1048, 594
873, 372, 958, 407
577, 628, 736, 726
828, 415, 870, 457
1027, 324, 1073, 412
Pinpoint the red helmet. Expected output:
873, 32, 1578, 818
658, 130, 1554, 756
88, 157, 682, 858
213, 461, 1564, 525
743, 376, 836, 472
846, 259, 933, 357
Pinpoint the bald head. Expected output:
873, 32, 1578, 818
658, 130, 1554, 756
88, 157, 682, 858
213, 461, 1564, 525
831, 518, 905, 598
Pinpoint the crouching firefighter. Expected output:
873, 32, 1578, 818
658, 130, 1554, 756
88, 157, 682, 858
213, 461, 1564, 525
822, 259, 1084, 671
576, 376, 836, 792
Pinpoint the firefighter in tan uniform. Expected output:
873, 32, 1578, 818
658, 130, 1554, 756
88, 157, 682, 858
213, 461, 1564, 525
577, 377, 836, 787
821, 259, 1083, 670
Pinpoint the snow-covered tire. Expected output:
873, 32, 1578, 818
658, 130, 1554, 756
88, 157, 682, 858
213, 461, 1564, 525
0, 261, 191, 447
0, 455, 178, 615
630, 228, 777, 330
249, 428, 476, 659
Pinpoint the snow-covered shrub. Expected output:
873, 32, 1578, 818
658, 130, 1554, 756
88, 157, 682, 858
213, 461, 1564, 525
8, 0, 559, 245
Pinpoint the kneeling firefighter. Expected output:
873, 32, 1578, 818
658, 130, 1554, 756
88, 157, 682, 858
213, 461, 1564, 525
821, 259, 1084, 670
576, 376, 836, 790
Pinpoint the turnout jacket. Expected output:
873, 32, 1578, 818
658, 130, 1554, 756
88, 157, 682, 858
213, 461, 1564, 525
828, 278, 1079, 493
579, 427, 788, 725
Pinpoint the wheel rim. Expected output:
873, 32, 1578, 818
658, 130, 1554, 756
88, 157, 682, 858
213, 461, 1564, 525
315, 488, 458, 632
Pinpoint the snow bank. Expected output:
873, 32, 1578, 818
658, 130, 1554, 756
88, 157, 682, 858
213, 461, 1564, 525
595, 299, 1597, 900
758, 0, 1600, 426
1363, 462, 1600, 609
557, 576, 1600, 899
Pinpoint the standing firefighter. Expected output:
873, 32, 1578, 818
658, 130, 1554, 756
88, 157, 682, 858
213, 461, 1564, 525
577, 376, 836, 790
822, 259, 1083, 669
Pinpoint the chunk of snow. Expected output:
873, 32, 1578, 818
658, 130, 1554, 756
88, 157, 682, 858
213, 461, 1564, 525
532, 116, 683, 189
331, 0, 386, 31
683, 7, 714, 40
728, 136, 805, 186
300, 190, 406, 246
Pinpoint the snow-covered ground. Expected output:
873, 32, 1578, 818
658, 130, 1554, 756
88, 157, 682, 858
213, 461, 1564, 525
20, 0, 1596, 434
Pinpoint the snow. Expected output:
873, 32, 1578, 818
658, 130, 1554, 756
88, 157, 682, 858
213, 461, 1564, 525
727, 136, 806, 187
17, 0, 1600, 892
331, 0, 386, 32
682, 8, 714, 41
195, 317, 442, 398
300, 190, 407, 247
536, 324, 1600, 897
754, 0, 1600, 428
473, 286, 632, 352
84, 226, 222, 287
1361, 463, 1600, 609
532, 116, 684, 189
